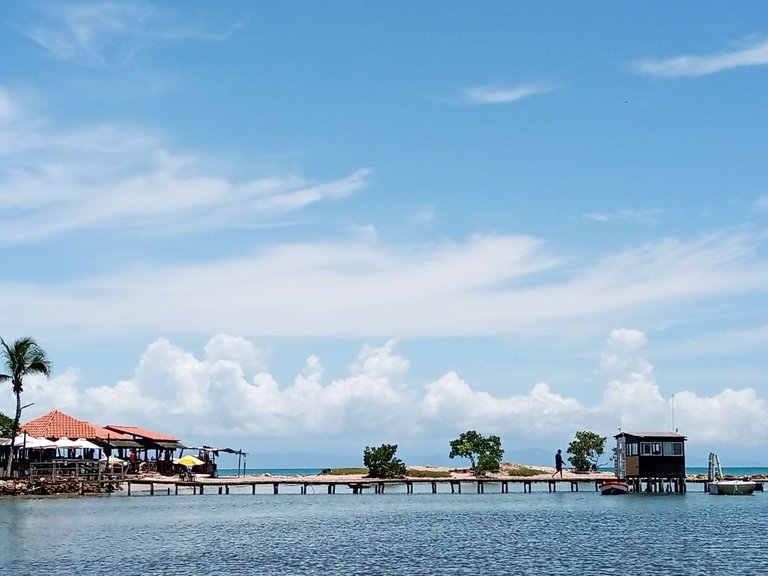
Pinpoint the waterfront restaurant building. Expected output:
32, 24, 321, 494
614, 431, 687, 492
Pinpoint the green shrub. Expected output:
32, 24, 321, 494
363, 444, 406, 478
405, 468, 451, 478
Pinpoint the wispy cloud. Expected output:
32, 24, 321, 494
582, 208, 661, 225
461, 83, 554, 105
407, 206, 435, 226
753, 194, 768, 210
635, 38, 768, 77
0, 87, 370, 243
24, 1, 240, 65
1, 228, 766, 341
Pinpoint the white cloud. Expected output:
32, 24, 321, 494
635, 38, 768, 77
26, 2, 155, 64
582, 208, 660, 225
0, 88, 22, 125
461, 83, 553, 105
754, 195, 768, 210
407, 206, 435, 226
25, 1, 239, 65
12, 332, 767, 459
1, 229, 767, 341
0, 87, 370, 243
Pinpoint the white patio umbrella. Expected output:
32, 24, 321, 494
75, 438, 101, 450
53, 437, 81, 449
1, 435, 58, 449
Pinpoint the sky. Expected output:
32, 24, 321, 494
1, 1, 768, 467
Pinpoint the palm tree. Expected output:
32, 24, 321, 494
1, 337, 51, 477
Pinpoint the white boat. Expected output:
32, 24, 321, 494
709, 479, 756, 495
707, 452, 756, 496
599, 481, 629, 495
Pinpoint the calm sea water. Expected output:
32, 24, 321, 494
0, 485, 766, 576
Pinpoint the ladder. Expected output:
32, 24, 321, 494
708, 452, 723, 482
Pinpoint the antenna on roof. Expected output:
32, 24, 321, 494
670, 393, 675, 433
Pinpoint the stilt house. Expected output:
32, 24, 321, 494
614, 431, 687, 491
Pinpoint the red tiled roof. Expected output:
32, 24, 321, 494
21, 410, 131, 441
104, 425, 178, 442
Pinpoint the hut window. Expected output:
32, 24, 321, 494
626, 442, 638, 456
663, 442, 683, 456
641, 442, 663, 456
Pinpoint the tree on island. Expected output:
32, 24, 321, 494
449, 430, 504, 476
1, 337, 52, 477
0, 411, 13, 438
363, 443, 406, 478
567, 430, 607, 472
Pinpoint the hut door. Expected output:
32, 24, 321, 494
615, 437, 626, 478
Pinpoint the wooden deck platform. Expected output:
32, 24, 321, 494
124, 475, 728, 496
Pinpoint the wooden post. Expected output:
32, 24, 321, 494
431, 482, 437, 494
501, 481, 508, 493
273, 483, 279, 495
252, 484, 256, 495
524, 481, 532, 493
150, 483, 154, 496
127, 482, 131, 496
200, 485, 204, 495
218, 487, 222, 495
167, 488, 171, 496
406, 482, 413, 494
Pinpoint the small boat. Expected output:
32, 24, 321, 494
709, 479, 756, 495
599, 481, 629, 495
707, 452, 756, 495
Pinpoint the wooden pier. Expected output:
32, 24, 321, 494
124, 475, 728, 496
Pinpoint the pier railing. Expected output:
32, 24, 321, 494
28, 459, 127, 482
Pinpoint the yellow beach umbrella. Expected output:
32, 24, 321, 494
174, 455, 204, 467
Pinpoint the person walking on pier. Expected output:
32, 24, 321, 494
552, 449, 564, 478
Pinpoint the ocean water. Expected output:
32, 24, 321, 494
0, 487, 766, 575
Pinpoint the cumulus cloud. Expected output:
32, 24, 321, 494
11, 332, 767, 459
635, 38, 768, 77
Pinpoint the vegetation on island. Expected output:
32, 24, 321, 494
449, 430, 504, 476
0, 411, 13, 438
1, 337, 52, 477
363, 443, 406, 478
319, 467, 451, 478
502, 464, 545, 477
567, 430, 607, 472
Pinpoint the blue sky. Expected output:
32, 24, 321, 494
2, 1, 768, 466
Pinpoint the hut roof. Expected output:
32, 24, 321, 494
615, 431, 687, 439
104, 425, 178, 442
21, 410, 131, 441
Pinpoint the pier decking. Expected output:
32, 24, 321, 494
123, 474, 726, 496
